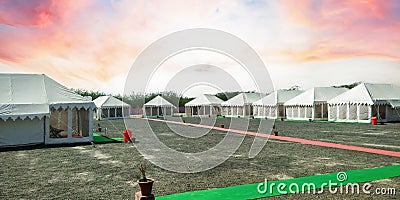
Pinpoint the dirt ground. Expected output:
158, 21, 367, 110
0, 117, 398, 199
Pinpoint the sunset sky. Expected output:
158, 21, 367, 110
1, 0, 400, 97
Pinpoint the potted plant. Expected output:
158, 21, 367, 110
137, 162, 154, 196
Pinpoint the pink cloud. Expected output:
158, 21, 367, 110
278, 0, 400, 61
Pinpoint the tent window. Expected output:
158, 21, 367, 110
109, 108, 116, 118
293, 107, 298, 118
372, 105, 387, 120
322, 104, 328, 118
359, 105, 369, 120
378, 105, 387, 120
315, 105, 322, 118
116, 107, 123, 118
50, 108, 68, 138
278, 105, 284, 117
339, 105, 347, 120
349, 104, 357, 120
306, 106, 313, 118
329, 105, 337, 120
72, 108, 89, 138
238, 106, 243, 116
298, 107, 304, 118
270, 106, 276, 118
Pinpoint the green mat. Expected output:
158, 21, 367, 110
93, 133, 123, 143
158, 165, 400, 200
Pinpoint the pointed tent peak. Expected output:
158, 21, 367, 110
0, 73, 92, 104
144, 96, 175, 107
0, 73, 95, 120
328, 83, 374, 105
222, 92, 266, 106
329, 82, 400, 105
253, 89, 305, 106
185, 94, 223, 106
93, 95, 130, 108
285, 87, 348, 106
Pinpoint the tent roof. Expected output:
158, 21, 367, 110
253, 90, 304, 106
144, 96, 175, 107
284, 87, 348, 106
0, 73, 95, 120
328, 83, 400, 105
185, 94, 223, 106
221, 93, 265, 106
94, 96, 130, 108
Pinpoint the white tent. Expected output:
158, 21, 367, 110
0, 74, 96, 147
284, 87, 348, 121
94, 96, 130, 119
185, 94, 223, 116
143, 96, 175, 117
253, 90, 304, 119
328, 83, 400, 123
221, 93, 266, 117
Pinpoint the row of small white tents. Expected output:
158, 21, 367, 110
1, 73, 400, 147
181, 83, 400, 123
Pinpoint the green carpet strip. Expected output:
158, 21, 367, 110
93, 133, 123, 143
158, 164, 400, 200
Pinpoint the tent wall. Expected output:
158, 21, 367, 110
97, 106, 131, 119
328, 103, 372, 123
143, 106, 174, 117
0, 118, 44, 147
387, 107, 400, 122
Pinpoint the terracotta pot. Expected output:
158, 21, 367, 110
137, 178, 154, 196
220, 124, 224, 128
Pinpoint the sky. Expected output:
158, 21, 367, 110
1, 0, 400, 97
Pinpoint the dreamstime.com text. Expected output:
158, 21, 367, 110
257, 172, 396, 196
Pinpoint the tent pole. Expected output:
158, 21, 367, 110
89, 109, 93, 140
68, 109, 72, 140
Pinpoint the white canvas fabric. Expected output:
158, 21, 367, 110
0, 74, 95, 121
285, 87, 348, 106
222, 93, 265, 106
94, 96, 130, 108
144, 96, 175, 107
185, 94, 223, 106
328, 83, 400, 105
253, 90, 304, 106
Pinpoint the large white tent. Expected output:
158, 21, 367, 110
221, 93, 265, 117
0, 74, 96, 147
253, 90, 304, 119
143, 96, 175, 117
185, 94, 223, 116
94, 96, 130, 120
284, 87, 348, 121
328, 83, 400, 123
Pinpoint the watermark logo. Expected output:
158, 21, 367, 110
257, 172, 396, 196
123, 28, 274, 173
336, 171, 347, 182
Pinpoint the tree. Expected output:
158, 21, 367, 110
333, 82, 361, 89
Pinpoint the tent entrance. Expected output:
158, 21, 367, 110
47, 107, 93, 144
